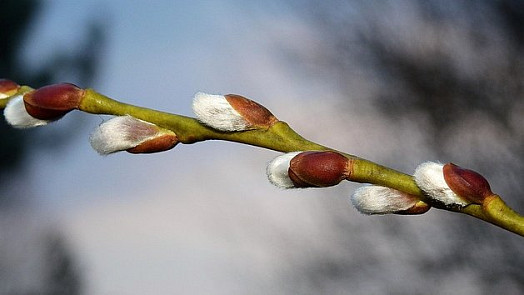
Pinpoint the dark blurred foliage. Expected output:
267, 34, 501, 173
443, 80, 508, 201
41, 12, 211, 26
279, 0, 524, 294
0, 0, 39, 180
42, 234, 82, 295
0, 0, 105, 203
1, 0, 106, 294
359, 1, 523, 148
294, 0, 524, 206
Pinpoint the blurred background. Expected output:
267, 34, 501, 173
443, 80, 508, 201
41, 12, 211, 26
1, 0, 523, 294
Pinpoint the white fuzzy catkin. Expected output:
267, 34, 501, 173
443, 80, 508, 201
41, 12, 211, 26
351, 185, 419, 214
90, 115, 160, 155
266, 152, 302, 189
192, 92, 250, 131
4, 95, 50, 128
414, 161, 469, 206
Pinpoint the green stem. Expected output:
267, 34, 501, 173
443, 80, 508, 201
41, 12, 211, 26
478, 195, 524, 235
82, 89, 420, 192
88, 92, 424, 191
46, 88, 524, 236
81, 89, 329, 150
2, 85, 521, 235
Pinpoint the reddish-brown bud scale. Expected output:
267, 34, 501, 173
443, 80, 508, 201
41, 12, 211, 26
288, 151, 350, 188
23, 83, 84, 119
127, 133, 179, 154
225, 94, 278, 128
0, 79, 20, 96
443, 163, 493, 204
396, 201, 431, 215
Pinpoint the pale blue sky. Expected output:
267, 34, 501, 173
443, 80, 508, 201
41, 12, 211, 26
9, 2, 443, 294
16, 2, 363, 294
24, 0, 314, 211
7, 2, 523, 294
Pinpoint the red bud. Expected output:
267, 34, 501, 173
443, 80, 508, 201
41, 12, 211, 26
288, 151, 350, 188
443, 163, 493, 204
0, 79, 20, 97
225, 94, 278, 129
127, 133, 178, 154
23, 83, 84, 119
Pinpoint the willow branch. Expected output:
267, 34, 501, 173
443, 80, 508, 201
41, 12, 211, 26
1, 82, 523, 236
